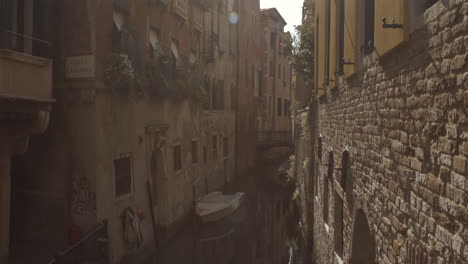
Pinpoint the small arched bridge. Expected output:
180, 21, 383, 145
256, 130, 293, 148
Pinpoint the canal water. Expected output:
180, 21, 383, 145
159, 152, 297, 264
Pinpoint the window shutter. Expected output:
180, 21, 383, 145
329, 0, 337, 88
374, 0, 409, 56
343, 0, 358, 77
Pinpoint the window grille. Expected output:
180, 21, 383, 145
192, 141, 198, 164
173, 145, 182, 171
114, 155, 133, 197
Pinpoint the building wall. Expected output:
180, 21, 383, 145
237, 0, 260, 175
259, 10, 292, 133
309, 1, 467, 264
17, 0, 240, 262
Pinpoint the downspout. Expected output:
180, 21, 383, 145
325, 0, 330, 86
234, 0, 240, 180
272, 32, 277, 130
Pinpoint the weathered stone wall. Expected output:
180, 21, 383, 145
310, 2, 467, 264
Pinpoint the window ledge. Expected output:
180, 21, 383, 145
0, 49, 50, 66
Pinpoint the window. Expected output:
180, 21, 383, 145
325, 0, 331, 84
270, 32, 276, 49
223, 137, 228, 157
171, 40, 181, 71
258, 71, 264, 95
112, 9, 128, 52
317, 137, 323, 162
268, 96, 272, 115
252, 65, 255, 93
284, 100, 289, 116
270, 61, 274, 77
334, 193, 344, 257
324, 151, 334, 224
203, 146, 207, 163
283, 66, 286, 84
149, 27, 161, 58
340, 150, 349, 190
323, 177, 329, 224
173, 145, 182, 171
276, 201, 281, 220
192, 141, 198, 164
212, 136, 217, 159
361, 0, 375, 55
114, 155, 133, 197
278, 64, 281, 80
337, 0, 345, 74
213, 80, 225, 110
277, 98, 282, 116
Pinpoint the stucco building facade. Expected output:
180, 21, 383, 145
2, 0, 244, 263
259, 8, 292, 134
295, 0, 467, 264
0, 0, 57, 262
235, 0, 261, 176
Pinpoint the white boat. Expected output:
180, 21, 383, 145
195, 192, 245, 223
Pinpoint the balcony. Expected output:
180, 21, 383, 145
192, 0, 219, 9
0, 31, 53, 102
257, 130, 293, 148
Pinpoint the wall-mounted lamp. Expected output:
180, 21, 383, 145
382, 17, 403, 29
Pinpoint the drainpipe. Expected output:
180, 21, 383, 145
234, 0, 240, 181
0, 156, 11, 264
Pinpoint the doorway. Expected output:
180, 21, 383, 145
9, 143, 69, 264
350, 209, 376, 264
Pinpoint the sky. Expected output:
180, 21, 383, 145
260, 0, 304, 36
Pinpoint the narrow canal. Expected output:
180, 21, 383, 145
159, 148, 298, 264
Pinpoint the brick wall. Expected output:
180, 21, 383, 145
302, 2, 467, 264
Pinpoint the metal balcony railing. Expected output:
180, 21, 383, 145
46, 221, 109, 264
257, 130, 292, 147
0, 29, 52, 58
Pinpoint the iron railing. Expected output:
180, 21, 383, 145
257, 130, 292, 146
47, 221, 109, 264
0, 29, 52, 58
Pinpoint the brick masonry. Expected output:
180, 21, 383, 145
295, 2, 468, 264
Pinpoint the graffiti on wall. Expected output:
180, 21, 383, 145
72, 176, 97, 216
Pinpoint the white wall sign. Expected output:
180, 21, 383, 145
66, 55, 95, 79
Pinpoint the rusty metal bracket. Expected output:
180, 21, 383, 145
382, 17, 403, 29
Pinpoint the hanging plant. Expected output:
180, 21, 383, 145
105, 53, 137, 94
145, 58, 209, 106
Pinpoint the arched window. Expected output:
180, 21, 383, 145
315, 136, 323, 196
323, 176, 329, 224
334, 192, 343, 258
323, 151, 333, 224
317, 136, 323, 162
340, 149, 349, 190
